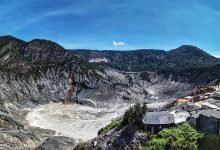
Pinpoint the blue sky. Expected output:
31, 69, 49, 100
0, 0, 220, 56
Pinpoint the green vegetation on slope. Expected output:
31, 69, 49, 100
72, 45, 220, 72
122, 102, 147, 128
98, 105, 220, 150
71, 45, 220, 84
139, 123, 203, 150
198, 134, 220, 150
98, 119, 122, 135
98, 103, 147, 135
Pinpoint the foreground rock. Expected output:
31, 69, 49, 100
37, 136, 76, 150
0, 105, 39, 150
74, 125, 147, 150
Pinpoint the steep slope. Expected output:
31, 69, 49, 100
0, 36, 94, 103
74, 125, 145, 150
0, 35, 29, 72
0, 35, 195, 104
72, 49, 167, 71
23, 39, 79, 63
71, 45, 220, 71
72, 49, 167, 64
0, 102, 40, 150
70, 46, 220, 84
168, 45, 219, 67
1, 35, 218, 85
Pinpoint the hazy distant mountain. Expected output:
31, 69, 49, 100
70, 45, 220, 72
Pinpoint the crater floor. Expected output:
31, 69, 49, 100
25, 102, 130, 143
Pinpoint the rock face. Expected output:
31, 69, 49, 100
0, 35, 100, 104
0, 35, 28, 71
74, 125, 147, 150
0, 105, 39, 150
70, 46, 220, 84
22, 39, 80, 63
0, 35, 195, 105
64, 75, 77, 104
37, 136, 76, 150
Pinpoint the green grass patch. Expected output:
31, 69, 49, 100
98, 119, 123, 135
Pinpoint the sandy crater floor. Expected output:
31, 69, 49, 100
25, 102, 129, 143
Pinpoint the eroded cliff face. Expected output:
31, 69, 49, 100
0, 63, 98, 104
74, 125, 147, 150
0, 102, 39, 150
0, 64, 193, 106
0, 35, 101, 104
0, 36, 106, 149
0, 35, 196, 105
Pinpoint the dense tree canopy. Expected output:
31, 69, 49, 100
140, 123, 203, 150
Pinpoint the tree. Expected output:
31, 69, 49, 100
145, 123, 203, 150
121, 102, 147, 129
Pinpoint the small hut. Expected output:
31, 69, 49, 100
143, 111, 174, 134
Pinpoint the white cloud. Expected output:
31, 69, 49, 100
112, 41, 126, 46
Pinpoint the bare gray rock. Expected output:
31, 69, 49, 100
74, 125, 147, 150
37, 136, 76, 150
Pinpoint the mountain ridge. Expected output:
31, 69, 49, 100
70, 45, 220, 73
1, 35, 217, 58
0, 35, 219, 84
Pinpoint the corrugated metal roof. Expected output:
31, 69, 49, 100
207, 99, 220, 107
201, 101, 220, 109
200, 109, 220, 119
143, 111, 174, 125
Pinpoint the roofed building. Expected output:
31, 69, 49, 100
143, 111, 174, 134
190, 109, 220, 134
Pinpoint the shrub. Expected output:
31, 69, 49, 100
122, 102, 147, 129
198, 134, 220, 150
141, 123, 203, 150
98, 119, 122, 135
98, 102, 147, 135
